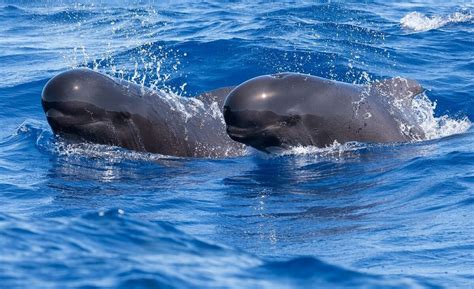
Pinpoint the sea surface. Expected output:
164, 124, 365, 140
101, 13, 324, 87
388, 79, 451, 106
0, 1, 473, 288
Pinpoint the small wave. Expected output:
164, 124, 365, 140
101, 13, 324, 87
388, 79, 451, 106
0, 208, 431, 289
400, 10, 472, 32
2, 5, 23, 12
0, 120, 52, 151
258, 257, 422, 289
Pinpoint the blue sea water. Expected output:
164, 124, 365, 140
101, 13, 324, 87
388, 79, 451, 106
0, 1, 473, 288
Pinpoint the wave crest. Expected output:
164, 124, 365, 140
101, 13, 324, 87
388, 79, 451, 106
400, 10, 472, 32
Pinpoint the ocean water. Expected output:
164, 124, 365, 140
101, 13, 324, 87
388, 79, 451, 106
0, 1, 473, 288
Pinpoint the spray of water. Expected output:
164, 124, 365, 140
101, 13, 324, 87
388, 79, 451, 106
411, 94, 471, 140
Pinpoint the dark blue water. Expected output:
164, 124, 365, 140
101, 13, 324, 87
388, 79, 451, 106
0, 1, 473, 288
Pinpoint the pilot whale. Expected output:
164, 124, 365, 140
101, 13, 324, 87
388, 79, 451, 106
223, 72, 425, 152
41, 68, 246, 158
42, 69, 426, 157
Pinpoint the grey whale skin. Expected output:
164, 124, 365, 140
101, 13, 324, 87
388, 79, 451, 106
223, 72, 425, 152
42, 68, 245, 158
42, 69, 424, 157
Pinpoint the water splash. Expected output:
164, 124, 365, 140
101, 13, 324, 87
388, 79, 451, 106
273, 141, 367, 159
364, 77, 470, 142
51, 141, 174, 163
410, 94, 471, 140
400, 10, 472, 32
54, 4, 187, 95
65, 43, 186, 95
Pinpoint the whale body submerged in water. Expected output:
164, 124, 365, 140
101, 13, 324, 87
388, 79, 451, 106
42, 69, 425, 157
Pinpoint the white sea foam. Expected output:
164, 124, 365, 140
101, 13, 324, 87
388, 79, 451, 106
400, 10, 472, 32
273, 141, 368, 159
410, 93, 471, 140
363, 77, 471, 142
53, 141, 174, 163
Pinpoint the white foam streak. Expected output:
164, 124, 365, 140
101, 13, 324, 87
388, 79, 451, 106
276, 141, 367, 158
400, 10, 472, 32
53, 141, 173, 163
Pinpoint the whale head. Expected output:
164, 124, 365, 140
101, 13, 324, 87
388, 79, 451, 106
41, 68, 150, 151
224, 72, 426, 152
223, 73, 322, 152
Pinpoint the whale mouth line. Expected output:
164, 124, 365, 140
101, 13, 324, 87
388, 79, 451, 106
226, 125, 282, 151
226, 125, 262, 140
45, 107, 106, 129
226, 123, 283, 137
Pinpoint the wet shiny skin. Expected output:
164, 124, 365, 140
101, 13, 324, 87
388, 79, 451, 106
224, 73, 424, 151
0, 1, 472, 288
42, 68, 244, 157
